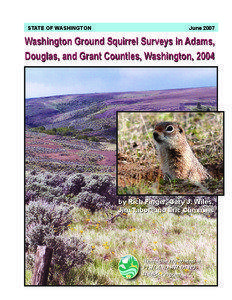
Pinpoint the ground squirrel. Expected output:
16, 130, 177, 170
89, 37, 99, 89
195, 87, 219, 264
153, 122, 210, 184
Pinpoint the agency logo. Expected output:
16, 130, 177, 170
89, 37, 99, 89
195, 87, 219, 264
118, 254, 139, 279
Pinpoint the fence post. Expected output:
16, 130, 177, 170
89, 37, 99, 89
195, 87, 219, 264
31, 246, 53, 286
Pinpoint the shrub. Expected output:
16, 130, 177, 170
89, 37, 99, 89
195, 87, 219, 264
44, 173, 67, 187
74, 191, 107, 213
25, 172, 118, 211
82, 174, 117, 205
26, 200, 73, 237
64, 174, 86, 196
89, 136, 99, 142
26, 232, 89, 285
31, 126, 45, 133
25, 190, 37, 204
25, 171, 69, 204
25, 184, 91, 285
75, 134, 88, 140
44, 235, 89, 285
26, 223, 51, 251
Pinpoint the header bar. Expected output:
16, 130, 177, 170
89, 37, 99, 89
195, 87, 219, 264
24, 23, 218, 32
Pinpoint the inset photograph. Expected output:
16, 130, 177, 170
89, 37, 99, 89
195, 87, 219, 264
117, 112, 224, 195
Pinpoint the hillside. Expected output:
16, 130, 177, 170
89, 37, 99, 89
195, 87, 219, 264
25, 87, 217, 174
25, 87, 217, 140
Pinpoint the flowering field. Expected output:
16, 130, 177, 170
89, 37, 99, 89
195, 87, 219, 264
25, 131, 116, 174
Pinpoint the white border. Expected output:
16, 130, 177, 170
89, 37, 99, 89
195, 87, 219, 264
2, 1, 232, 299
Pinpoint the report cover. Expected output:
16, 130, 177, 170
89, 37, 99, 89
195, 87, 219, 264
24, 23, 221, 286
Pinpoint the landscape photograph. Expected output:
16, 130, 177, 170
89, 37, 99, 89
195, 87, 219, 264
25, 67, 218, 286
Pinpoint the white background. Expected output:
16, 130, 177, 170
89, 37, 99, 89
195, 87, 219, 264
1, 1, 231, 299
24, 32, 217, 67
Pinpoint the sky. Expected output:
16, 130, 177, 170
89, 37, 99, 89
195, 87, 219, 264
25, 67, 217, 98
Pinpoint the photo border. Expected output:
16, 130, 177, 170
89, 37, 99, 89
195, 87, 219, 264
116, 111, 224, 197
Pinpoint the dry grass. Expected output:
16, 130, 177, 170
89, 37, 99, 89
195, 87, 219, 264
62, 206, 217, 285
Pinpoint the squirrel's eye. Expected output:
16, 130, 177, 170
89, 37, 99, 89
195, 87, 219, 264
166, 125, 174, 132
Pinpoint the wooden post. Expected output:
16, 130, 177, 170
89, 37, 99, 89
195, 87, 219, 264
31, 246, 53, 286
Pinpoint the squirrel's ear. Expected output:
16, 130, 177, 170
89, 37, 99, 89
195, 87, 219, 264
178, 125, 183, 134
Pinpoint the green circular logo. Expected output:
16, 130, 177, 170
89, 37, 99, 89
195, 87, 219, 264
118, 255, 139, 279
